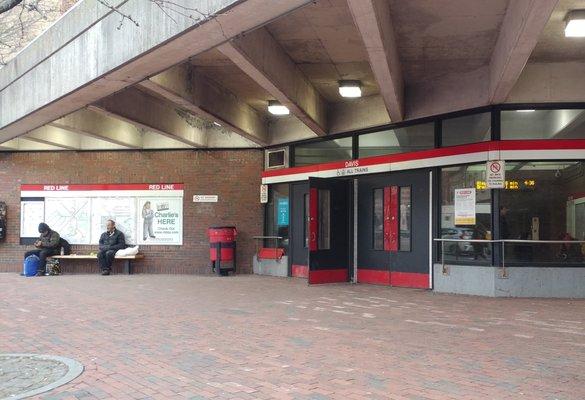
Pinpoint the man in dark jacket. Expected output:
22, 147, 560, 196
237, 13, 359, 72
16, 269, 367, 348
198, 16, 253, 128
97, 219, 126, 275
25, 223, 61, 275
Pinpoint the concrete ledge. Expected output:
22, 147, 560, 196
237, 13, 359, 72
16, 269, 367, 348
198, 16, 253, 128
253, 256, 288, 278
434, 263, 585, 298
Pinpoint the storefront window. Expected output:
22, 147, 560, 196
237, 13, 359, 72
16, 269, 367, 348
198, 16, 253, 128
441, 112, 491, 147
501, 161, 585, 265
265, 184, 289, 252
440, 164, 492, 264
294, 137, 353, 167
358, 123, 434, 158
501, 109, 585, 140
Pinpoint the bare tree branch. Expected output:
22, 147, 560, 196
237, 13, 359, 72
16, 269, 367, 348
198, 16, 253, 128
0, 0, 23, 14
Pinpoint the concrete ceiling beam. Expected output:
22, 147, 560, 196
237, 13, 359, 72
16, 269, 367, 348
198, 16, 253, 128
90, 88, 206, 148
489, 0, 559, 103
347, 0, 404, 122
25, 126, 81, 150
138, 64, 268, 145
218, 28, 328, 137
49, 109, 142, 149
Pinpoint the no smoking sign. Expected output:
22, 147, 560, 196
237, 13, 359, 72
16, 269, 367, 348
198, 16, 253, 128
486, 160, 505, 189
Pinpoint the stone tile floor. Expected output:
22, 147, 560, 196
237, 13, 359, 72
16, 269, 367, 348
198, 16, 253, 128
0, 273, 583, 400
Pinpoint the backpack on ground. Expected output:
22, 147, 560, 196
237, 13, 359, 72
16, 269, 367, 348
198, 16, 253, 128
59, 237, 72, 255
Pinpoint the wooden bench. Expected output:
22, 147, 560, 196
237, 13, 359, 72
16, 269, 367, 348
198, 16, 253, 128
48, 254, 144, 274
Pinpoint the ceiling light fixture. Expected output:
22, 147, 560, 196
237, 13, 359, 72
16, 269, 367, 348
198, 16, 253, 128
338, 80, 362, 98
565, 10, 585, 37
213, 121, 222, 127
516, 109, 536, 113
268, 100, 290, 116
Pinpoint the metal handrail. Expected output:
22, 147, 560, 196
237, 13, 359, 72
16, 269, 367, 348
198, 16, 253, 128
252, 236, 283, 240
433, 238, 585, 277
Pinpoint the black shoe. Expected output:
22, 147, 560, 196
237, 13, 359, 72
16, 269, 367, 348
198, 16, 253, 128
101, 269, 110, 276
143, 237, 147, 240
149, 235, 156, 238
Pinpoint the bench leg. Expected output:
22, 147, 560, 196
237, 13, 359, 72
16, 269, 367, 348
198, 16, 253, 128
124, 260, 132, 275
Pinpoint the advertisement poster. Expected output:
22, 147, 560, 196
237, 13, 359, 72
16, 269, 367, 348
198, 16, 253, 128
137, 197, 183, 245
454, 188, 476, 225
277, 198, 289, 226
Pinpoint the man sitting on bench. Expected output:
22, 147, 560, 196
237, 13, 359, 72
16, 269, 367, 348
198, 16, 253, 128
25, 223, 61, 275
98, 220, 126, 276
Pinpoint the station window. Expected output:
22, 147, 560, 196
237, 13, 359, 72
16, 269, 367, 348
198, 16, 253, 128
399, 187, 412, 252
440, 164, 492, 264
294, 137, 353, 167
358, 123, 435, 158
441, 112, 491, 147
318, 189, 330, 250
501, 109, 585, 140
264, 184, 289, 252
373, 189, 384, 250
501, 161, 585, 265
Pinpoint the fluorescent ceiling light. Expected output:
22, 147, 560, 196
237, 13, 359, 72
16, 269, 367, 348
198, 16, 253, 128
516, 109, 536, 113
339, 80, 362, 98
268, 100, 290, 116
565, 10, 585, 37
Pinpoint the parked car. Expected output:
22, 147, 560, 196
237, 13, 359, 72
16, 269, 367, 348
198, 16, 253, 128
441, 228, 475, 255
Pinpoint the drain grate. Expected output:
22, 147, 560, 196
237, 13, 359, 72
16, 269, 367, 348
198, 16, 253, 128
0, 354, 83, 400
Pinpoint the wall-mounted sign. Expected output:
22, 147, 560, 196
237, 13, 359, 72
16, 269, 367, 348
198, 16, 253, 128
277, 198, 289, 226
454, 188, 476, 225
336, 160, 370, 177
193, 195, 218, 203
260, 184, 268, 204
20, 183, 184, 246
486, 160, 505, 189
476, 179, 535, 190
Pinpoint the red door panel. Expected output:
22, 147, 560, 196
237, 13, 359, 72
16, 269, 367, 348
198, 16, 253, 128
309, 187, 319, 252
384, 186, 399, 251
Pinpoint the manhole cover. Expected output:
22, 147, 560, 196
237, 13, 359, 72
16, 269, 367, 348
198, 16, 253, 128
0, 354, 83, 400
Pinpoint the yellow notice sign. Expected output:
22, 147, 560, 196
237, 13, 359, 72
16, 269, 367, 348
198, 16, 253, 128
454, 188, 476, 225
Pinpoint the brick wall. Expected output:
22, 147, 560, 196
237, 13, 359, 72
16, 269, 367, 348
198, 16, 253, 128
0, 150, 264, 274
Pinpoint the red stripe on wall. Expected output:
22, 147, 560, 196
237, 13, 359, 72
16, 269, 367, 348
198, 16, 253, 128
390, 271, 430, 289
21, 183, 184, 191
261, 139, 585, 179
308, 269, 348, 284
291, 264, 309, 278
357, 269, 391, 285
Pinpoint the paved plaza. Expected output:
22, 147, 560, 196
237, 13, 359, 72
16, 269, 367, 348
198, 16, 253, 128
0, 273, 583, 400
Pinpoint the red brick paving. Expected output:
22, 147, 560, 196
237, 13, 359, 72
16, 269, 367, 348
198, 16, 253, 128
0, 273, 584, 399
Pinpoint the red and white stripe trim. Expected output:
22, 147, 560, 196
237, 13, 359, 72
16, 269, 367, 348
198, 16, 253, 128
262, 140, 585, 184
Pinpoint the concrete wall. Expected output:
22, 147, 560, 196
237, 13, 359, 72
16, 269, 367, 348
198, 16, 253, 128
434, 263, 585, 298
0, 150, 263, 274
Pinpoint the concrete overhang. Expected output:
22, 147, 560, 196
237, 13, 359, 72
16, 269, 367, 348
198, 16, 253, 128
0, 0, 313, 143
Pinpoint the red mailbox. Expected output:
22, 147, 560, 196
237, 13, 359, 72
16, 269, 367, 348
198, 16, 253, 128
208, 226, 237, 275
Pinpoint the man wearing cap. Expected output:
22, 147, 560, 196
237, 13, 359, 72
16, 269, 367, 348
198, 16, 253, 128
24, 223, 61, 275
97, 219, 126, 276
